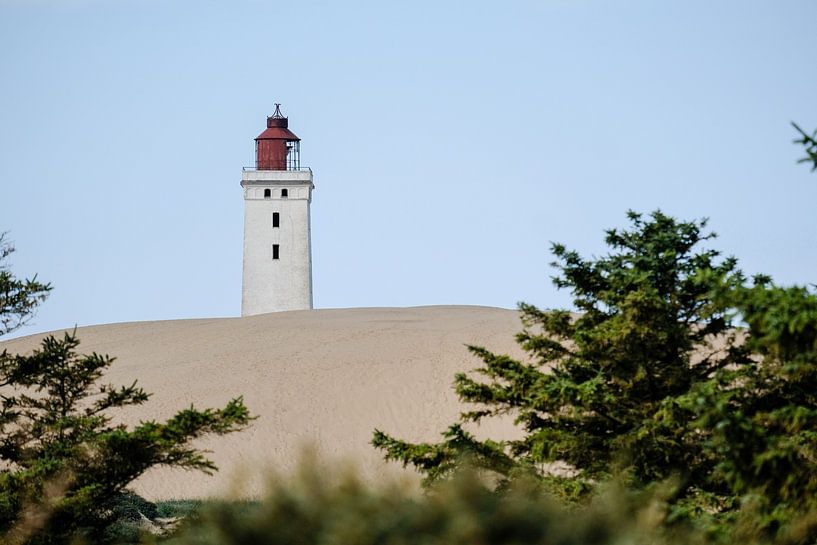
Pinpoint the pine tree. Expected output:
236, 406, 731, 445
0, 234, 51, 338
373, 211, 747, 504
0, 240, 253, 544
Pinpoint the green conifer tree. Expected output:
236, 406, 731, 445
0, 234, 51, 338
0, 238, 253, 544
373, 211, 747, 505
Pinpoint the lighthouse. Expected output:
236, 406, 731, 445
241, 105, 314, 316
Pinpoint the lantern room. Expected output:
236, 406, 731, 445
255, 104, 300, 170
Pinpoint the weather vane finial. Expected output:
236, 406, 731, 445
271, 103, 285, 119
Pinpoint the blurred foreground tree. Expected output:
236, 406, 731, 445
169, 460, 689, 545
0, 240, 253, 544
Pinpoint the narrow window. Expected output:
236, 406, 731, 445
281, 188, 288, 198
272, 212, 280, 228
272, 244, 280, 260
263, 188, 271, 198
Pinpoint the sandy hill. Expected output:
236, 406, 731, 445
0, 306, 526, 500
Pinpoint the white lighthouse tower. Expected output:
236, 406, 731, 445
241, 105, 314, 316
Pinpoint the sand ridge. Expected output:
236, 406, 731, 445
0, 306, 526, 499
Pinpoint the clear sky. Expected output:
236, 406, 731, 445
1, 0, 815, 338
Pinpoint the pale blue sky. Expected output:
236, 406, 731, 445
1, 0, 815, 338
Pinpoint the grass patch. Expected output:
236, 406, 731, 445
155, 500, 204, 520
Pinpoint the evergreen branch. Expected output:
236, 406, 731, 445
792, 121, 817, 172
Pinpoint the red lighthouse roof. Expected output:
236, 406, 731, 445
254, 104, 302, 170
255, 104, 300, 141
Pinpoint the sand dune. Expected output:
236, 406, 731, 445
0, 306, 527, 500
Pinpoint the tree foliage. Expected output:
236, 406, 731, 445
168, 461, 696, 545
375, 211, 746, 502
374, 210, 817, 539
0, 242, 253, 544
792, 122, 817, 172
0, 234, 51, 337
695, 280, 817, 533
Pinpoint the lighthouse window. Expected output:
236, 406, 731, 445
263, 189, 271, 198
281, 188, 288, 198
272, 244, 280, 260
272, 212, 280, 228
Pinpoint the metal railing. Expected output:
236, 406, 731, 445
242, 166, 312, 172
